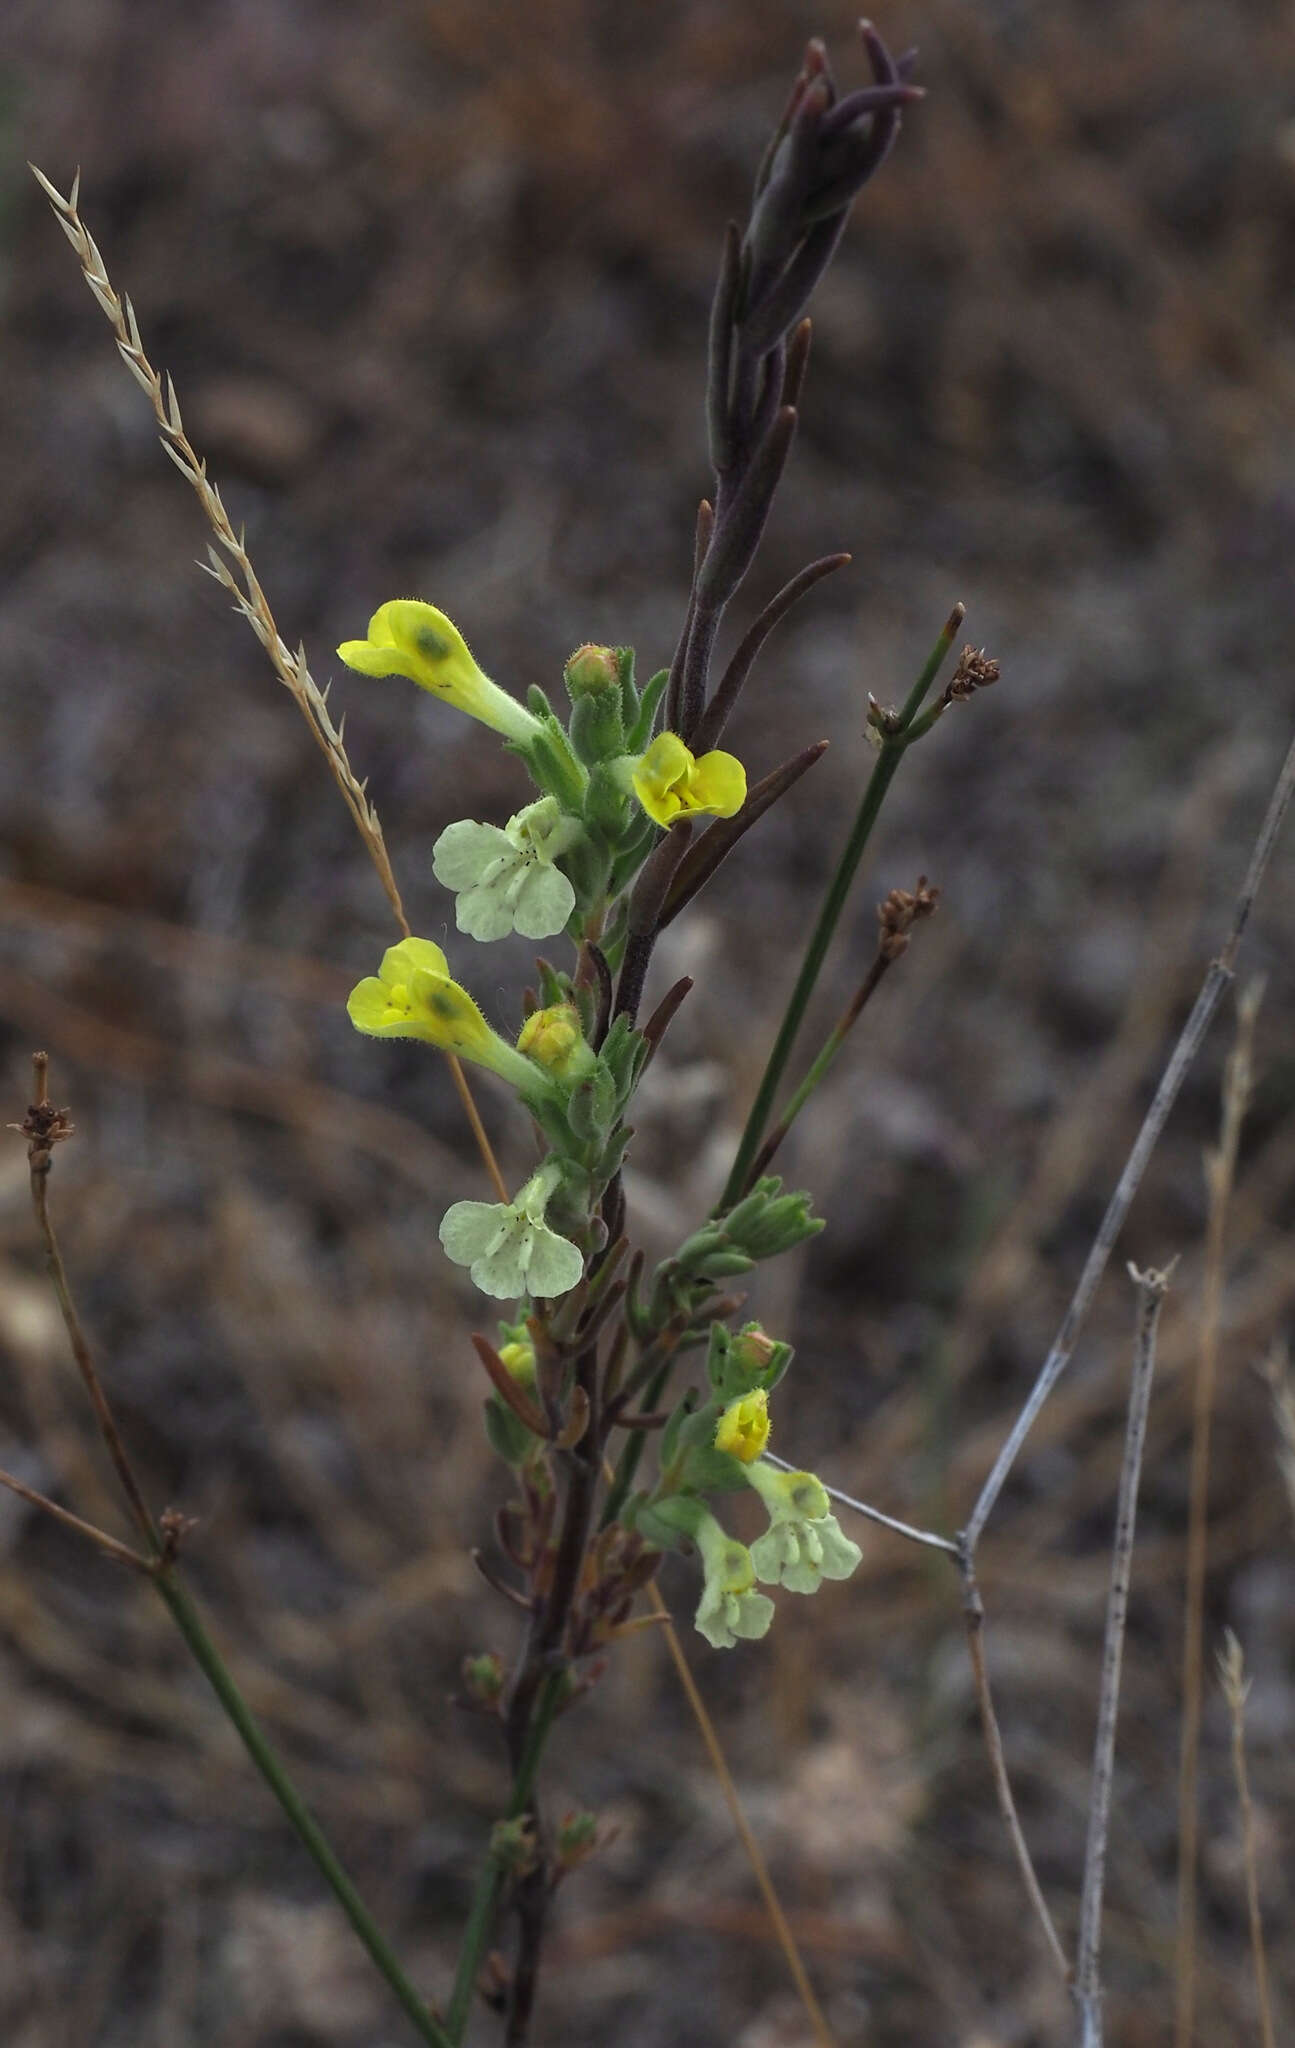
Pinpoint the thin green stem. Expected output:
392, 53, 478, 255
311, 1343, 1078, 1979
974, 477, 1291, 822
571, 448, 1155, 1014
155, 1571, 452, 2048
446, 1671, 566, 2042
747, 953, 890, 1183
720, 603, 962, 1209
23, 1075, 451, 2048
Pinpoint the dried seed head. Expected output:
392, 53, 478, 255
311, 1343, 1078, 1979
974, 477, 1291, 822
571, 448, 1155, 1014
877, 875, 939, 959
944, 644, 1000, 705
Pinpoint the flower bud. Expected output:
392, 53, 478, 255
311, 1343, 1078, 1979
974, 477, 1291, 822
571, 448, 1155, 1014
490, 1815, 539, 1876
730, 1325, 778, 1377
517, 1004, 595, 1081
555, 1808, 600, 1873
461, 1651, 504, 1708
564, 644, 620, 698
566, 645, 627, 765
498, 1339, 537, 1385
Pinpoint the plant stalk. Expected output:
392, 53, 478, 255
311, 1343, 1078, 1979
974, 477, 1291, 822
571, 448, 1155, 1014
720, 605, 962, 1208
445, 1671, 565, 2042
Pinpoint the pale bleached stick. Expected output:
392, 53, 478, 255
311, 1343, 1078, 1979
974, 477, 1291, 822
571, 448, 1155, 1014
1074, 1261, 1174, 2048
964, 723, 1295, 1556
762, 1451, 960, 1557
960, 1547, 1070, 1983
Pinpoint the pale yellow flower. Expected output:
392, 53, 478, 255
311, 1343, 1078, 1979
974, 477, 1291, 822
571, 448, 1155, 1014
338, 600, 542, 744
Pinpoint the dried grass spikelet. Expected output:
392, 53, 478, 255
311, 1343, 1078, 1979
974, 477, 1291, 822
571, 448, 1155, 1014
28, 163, 408, 938
1258, 1340, 1295, 1530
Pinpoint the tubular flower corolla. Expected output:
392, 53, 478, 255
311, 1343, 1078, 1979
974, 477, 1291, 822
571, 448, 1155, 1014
693, 1512, 776, 1649
745, 1461, 862, 1594
338, 600, 543, 745
714, 1389, 771, 1464
346, 937, 544, 1096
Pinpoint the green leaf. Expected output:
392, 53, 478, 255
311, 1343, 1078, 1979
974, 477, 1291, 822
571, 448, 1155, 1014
625, 667, 669, 752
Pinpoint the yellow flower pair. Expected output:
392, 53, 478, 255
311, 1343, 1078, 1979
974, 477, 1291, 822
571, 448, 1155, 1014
338, 599, 747, 830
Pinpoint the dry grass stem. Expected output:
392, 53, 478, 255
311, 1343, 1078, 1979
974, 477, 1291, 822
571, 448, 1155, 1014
23, 1055, 159, 1556
0, 1465, 155, 1575
647, 1578, 836, 2048
1074, 1260, 1175, 2048
27, 165, 407, 939
1175, 978, 1262, 2048
964, 728, 1295, 1555
590, 1450, 829, 2045
27, 163, 512, 1207
1216, 1632, 1277, 2048
1257, 1342, 1295, 1529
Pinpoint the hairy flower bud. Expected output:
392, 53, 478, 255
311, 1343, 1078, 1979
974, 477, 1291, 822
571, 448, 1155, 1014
564, 645, 620, 698
517, 1003, 595, 1080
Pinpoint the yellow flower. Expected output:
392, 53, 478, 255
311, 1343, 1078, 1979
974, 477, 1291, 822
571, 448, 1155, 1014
516, 1004, 594, 1080
347, 937, 543, 1094
338, 600, 542, 744
714, 1389, 771, 1465
630, 732, 747, 828
498, 1340, 537, 1385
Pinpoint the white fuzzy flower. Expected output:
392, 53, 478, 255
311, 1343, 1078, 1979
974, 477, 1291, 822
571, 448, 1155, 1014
439, 1162, 584, 1302
433, 797, 580, 943
693, 1512, 776, 1649
745, 1462, 862, 1594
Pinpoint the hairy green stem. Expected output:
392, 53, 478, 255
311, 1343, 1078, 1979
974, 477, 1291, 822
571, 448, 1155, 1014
156, 1571, 453, 2048
720, 604, 962, 1208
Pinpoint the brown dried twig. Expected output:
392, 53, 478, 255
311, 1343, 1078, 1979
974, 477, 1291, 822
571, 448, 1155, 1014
0, 1463, 154, 1576
18, 1053, 159, 1554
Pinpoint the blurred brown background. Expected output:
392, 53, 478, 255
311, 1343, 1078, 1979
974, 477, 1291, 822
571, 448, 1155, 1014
1, 1, 1294, 2043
